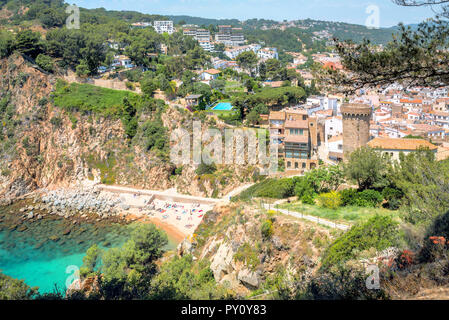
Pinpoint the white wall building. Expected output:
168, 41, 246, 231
257, 48, 279, 60
325, 117, 343, 142
154, 21, 174, 34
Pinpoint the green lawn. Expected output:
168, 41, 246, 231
225, 80, 245, 95
276, 201, 400, 224
53, 80, 139, 117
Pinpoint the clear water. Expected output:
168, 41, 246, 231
0, 207, 177, 294
212, 102, 233, 110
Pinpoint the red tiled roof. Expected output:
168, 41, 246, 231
368, 137, 438, 151
284, 134, 309, 143
203, 69, 221, 75
269, 111, 285, 121
284, 120, 309, 129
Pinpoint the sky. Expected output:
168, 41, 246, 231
69, 0, 436, 28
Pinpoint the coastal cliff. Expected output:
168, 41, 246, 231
0, 54, 256, 200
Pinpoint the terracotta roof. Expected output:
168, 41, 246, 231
411, 124, 445, 132
269, 111, 285, 121
284, 120, 309, 128
203, 69, 221, 75
284, 134, 309, 143
315, 109, 333, 116
367, 137, 438, 151
430, 111, 449, 117
400, 99, 422, 104
286, 109, 308, 115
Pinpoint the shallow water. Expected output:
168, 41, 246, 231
0, 206, 177, 294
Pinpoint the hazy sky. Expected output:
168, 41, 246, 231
69, 0, 436, 28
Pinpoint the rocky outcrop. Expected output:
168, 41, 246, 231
210, 242, 236, 281
238, 269, 260, 289
192, 203, 332, 295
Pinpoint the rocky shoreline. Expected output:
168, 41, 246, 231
0, 186, 138, 224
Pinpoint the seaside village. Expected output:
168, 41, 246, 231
57, 20, 449, 242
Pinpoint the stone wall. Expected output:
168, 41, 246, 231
341, 103, 371, 158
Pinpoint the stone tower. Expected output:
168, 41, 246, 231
341, 103, 371, 159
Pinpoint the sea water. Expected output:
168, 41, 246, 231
0, 207, 177, 294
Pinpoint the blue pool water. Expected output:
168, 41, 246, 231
0, 206, 177, 294
212, 102, 234, 111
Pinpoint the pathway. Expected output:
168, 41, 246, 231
262, 204, 350, 231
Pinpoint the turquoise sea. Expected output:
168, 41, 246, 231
0, 205, 177, 294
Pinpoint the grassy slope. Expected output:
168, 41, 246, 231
277, 201, 399, 224
53, 81, 139, 117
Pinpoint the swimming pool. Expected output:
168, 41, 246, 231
212, 102, 234, 111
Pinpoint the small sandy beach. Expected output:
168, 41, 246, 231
102, 190, 214, 244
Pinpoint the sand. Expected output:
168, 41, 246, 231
103, 191, 213, 243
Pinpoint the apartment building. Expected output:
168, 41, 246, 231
153, 21, 174, 34
183, 27, 214, 52
224, 44, 261, 60
429, 110, 449, 129
269, 109, 319, 171
215, 25, 245, 46
257, 48, 279, 60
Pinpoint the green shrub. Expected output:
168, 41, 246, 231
340, 188, 358, 206
321, 215, 400, 270
301, 192, 315, 205
419, 210, 449, 263
382, 187, 403, 210
35, 54, 54, 72
355, 190, 383, 207
339, 189, 383, 208
317, 191, 342, 210
233, 177, 296, 201
50, 116, 63, 128
195, 163, 217, 175
261, 219, 274, 240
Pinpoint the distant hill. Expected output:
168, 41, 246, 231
168, 16, 403, 45
0, 0, 412, 47
168, 15, 241, 27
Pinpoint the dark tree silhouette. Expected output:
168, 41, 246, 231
317, 1, 449, 93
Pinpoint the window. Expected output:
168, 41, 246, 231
302, 162, 306, 169
302, 115, 307, 120
287, 161, 291, 168
299, 129, 304, 135
295, 162, 299, 169
338, 144, 342, 150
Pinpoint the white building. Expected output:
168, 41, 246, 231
327, 135, 343, 162
257, 48, 279, 60
325, 116, 343, 142
224, 44, 261, 60
368, 137, 438, 162
112, 55, 134, 68
201, 69, 221, 81
183, 27, 214, 52
153, 21, 174, 34
215, 26, 245, 46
